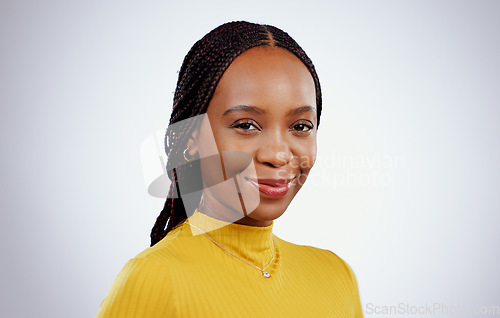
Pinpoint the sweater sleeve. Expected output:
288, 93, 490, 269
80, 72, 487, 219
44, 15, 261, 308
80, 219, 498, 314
96, 257, 173, 318
344, 261, 364, 318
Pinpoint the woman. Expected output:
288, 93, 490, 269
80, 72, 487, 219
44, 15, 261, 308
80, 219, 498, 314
97, 21, 363, 317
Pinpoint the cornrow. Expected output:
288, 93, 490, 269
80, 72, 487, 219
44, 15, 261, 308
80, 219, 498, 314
150, 21, 323, 246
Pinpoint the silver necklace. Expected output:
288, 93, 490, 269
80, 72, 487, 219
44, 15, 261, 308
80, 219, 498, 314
183, 221, 276, 278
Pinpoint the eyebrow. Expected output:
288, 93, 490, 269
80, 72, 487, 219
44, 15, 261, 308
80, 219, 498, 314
222, 105, 265, 116
222, 104, 316, 116
286, 105, 317, 116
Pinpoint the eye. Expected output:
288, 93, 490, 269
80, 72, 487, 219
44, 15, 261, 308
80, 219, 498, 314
236, 122, 256, 130
291, 121, 314, 132
231, 119, 261, 133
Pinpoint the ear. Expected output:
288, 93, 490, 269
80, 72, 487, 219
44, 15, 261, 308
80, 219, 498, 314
185, 127, 200, 158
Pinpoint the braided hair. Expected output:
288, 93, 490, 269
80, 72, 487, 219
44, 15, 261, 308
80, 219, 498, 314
150, 21, 323, 246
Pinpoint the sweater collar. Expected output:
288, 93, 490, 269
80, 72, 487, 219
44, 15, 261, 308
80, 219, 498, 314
183, 209, 276, 269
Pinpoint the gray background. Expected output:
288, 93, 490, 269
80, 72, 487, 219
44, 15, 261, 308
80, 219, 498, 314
1, 0, 499, 317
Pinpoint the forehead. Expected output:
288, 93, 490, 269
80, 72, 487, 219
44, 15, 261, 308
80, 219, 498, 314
208, 46, 316, 115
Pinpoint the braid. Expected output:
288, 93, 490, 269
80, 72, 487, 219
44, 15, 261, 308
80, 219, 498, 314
150, 21, 323, 246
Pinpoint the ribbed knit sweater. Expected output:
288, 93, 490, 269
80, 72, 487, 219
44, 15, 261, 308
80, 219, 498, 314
96, 210, 363, 317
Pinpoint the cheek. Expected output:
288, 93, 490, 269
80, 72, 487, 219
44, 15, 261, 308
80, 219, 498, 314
299, 137, 317, 169
197, 119, 220, 157
298, 154, 316, 174
196, 125, 252, 186
295, 141, 317, 184
211, 130, 253, 155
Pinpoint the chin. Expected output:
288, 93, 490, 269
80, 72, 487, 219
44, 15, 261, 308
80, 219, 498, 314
245, 189, 299, 222
245, 205, 287, 222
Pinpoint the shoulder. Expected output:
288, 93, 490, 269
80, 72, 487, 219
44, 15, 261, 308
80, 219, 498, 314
274, 235, 356, 281
274, 236, 363, 316
274, 235, 346, 263
96, 257, 173, 317
133, 223, 199, 266
96, 226, 192, 317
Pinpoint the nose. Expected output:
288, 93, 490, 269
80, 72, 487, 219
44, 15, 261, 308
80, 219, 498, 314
255, 130, 293, 168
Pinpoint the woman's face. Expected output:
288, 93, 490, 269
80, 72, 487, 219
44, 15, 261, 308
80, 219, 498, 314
188, 46, 317, 226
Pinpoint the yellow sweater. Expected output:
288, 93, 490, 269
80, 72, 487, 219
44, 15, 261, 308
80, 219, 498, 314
96, 210, 363, 317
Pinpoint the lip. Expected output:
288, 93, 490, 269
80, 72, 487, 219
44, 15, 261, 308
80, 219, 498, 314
244, 177, 296, 198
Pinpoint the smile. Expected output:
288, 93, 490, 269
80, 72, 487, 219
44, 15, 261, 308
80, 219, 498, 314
243, 177, 296, 198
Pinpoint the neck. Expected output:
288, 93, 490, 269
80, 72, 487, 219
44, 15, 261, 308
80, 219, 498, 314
183, 209, 276, 269
198, 191, 272, 227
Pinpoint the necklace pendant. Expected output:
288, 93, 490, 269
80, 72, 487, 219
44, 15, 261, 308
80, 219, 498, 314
262, 271, 270, 278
